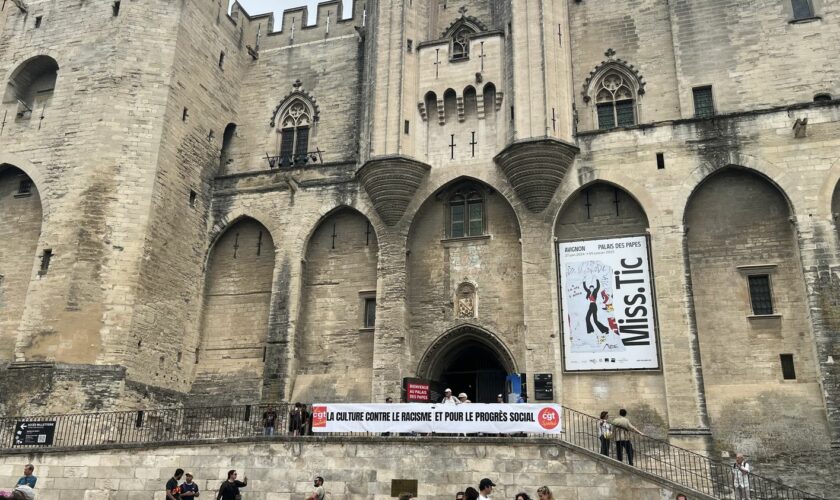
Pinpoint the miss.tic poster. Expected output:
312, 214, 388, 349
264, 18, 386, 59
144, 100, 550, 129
557, 235, 660, 371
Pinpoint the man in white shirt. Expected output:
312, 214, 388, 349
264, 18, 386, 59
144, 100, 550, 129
733, 454, 751, 499
478, 478, 495, 499
441, 388, 459, 405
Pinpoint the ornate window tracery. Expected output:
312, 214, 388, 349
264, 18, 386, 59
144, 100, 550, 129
595, 72, 636, 129
451, 25, 474, 60
278, 98, 313, 165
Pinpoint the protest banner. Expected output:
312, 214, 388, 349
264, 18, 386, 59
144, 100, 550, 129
310, 403, 562, 434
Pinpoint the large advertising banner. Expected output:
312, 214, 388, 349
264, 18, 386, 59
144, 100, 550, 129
311, 403, 563, 434
557, 235, 660, 371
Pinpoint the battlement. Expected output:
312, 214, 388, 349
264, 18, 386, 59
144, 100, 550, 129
231, 0, 363, 45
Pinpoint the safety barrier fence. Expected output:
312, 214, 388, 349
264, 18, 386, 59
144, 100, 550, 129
0, 404, 822, 500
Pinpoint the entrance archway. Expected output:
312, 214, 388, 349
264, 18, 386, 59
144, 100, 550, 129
417, 325, 516, 403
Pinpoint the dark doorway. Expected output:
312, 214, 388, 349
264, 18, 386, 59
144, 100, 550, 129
437, 343, 507, 403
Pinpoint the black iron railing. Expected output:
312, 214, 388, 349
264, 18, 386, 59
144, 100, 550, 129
265, 149, 323, 169
0, 404, 823, 499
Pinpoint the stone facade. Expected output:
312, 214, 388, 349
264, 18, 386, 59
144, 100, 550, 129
0, 438, 688, 500
1, 0, 840, 495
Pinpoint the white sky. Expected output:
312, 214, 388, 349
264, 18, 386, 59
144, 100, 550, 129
232, 0, 355, 29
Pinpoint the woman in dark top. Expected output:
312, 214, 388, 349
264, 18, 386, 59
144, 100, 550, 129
216, 470, 247, 500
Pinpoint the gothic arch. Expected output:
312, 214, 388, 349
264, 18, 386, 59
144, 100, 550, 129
3, 55, 59, 119
684, 167, 825, 455
582, 57, 646, 104
416, 324, 517, 381
269, 80, 320, 128
205, 213, 276, 269
194, 217, 276, 400
554, 181, 649, 240
293, 207, 379, 402
440, 15, 487, 39
0, 164, 44, 360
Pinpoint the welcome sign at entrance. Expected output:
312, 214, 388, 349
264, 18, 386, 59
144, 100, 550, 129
557, 235, 660, 371
311, 403, 563, 434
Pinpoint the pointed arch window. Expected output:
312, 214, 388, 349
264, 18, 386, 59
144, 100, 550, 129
595, 72, 636, 129
449, 186, 484, 238
279, 99, 312, 165
451, 25, 475, 60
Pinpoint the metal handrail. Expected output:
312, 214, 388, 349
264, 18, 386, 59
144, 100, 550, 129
0, 404, 824, 499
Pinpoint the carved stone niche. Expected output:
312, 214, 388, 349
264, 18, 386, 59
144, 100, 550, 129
356, 155, 431, 226
456, 281, 477, 319
493, 138, 579, 213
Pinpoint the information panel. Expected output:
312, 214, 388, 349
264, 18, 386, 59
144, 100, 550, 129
13, 421, 56, 446
311, 403, 562, 434
557, 235, 660, 371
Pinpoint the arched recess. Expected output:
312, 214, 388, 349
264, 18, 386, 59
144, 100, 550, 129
407, 177, 523, 384
554, 182, 668, 432
685, 167, 827, 455
417, 324, 517, 403
3, 55, 59, 120
193, 217, 276, 400
219, 123, 237, 172
0, 165, 43, 360
292, 208, 379, 403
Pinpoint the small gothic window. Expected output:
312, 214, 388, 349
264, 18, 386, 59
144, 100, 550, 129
449, 187, 484, 238
451, 25, 474, 60
791, 0, 814, 19
279, 99, 312, 166
595, 72, 635, 129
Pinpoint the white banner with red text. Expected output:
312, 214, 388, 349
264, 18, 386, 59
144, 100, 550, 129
310, 403, 563, 434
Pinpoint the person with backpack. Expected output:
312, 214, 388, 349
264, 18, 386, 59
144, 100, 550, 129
733, 454, 751, 499
216, 470, 247, 500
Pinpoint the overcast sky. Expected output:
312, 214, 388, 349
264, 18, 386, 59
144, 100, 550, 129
233, 0, 354, 29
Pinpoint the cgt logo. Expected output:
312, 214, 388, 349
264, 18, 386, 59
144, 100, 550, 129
311, 406, 328, 428
537, 407, 560, 430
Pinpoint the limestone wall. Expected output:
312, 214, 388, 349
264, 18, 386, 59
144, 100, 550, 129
0, 438, 683, 500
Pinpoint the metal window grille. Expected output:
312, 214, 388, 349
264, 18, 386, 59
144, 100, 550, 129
791, 0, 814, 19
17, 178, 33, 195
279, 129, 295, 164
780, 354, 796, 380
597, 103, 615, 129
693, 87, 715, 118
615, 100, 635, 127
748, 274, 774, 315
294, 126, 310, 159
364, 298, 376, 328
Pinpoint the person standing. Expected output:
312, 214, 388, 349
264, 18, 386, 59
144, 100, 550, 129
306, 476, 326, 500
496, 394, 504, 404
166, 469, 184, 500
733, 454, 751, 499
458, 393, 472, 404
611, 409, 643, 466
289, 403, 304, 436
464, 487, 479, 500
15, 466, 36, 489
455, 491, 465, 500
262, 405, 278, 436
597, 411, 612, 456
216, 470, 247, 500
441, 388, 460, 405
514, 493, 531, 500
180, 473, 200, 498
478, 478, 495, 499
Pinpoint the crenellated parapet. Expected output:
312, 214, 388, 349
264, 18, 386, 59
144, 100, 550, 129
232, 0, 364, 48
